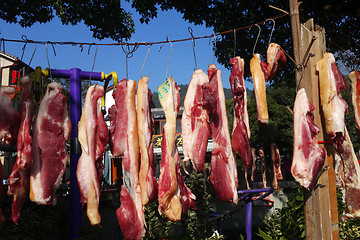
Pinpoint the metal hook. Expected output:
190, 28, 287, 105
159, 37, 173, 79
251, 24, 261, 56
28, 40, 37, 67
209, 34, 217, 64
265, 19, 275, 47
20, 35, 29, 61
140, 43, 151, 78
88, 43, 98, 81
233, 29, 237, 58
45, 41, 56, 80
188, 27, 197, 70
122, 43, 129, 80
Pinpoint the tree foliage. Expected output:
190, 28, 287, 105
0, 0, 135, 41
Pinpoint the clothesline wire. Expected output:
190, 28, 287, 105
0, 13, 288, 48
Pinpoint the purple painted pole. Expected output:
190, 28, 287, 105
69, 68, 82, 239
48, 68, 103, 239
246, 196, 252, 240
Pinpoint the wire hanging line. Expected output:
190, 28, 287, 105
266, 18, 275, 47
88, 43, 98, 81
209, 33, 217, 64
45, 41, 56, 80
188, 27, 197, 70
159, 37, 173, 79
251, 24, 261, 56
140, 43, 151, 78
0, 13, 288, 48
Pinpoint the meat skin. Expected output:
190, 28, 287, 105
349, 71, 360, 136
158, 77, 196, 221
208, 64, 238, 204
182, 69, 214, 172
8, 76, 33, 223
291, 88, 326, 189
77, 85, 109, 225
112, 79, 145, 239
0, 86, 20, 146
30, 82, 71, 205
137, 76, 157, 205
317, 53, 347, 150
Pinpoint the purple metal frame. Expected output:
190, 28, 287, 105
211, 188, 273, 240
48, 68, 102, 239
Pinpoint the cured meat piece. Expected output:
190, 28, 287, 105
250, 54, 269, 125
158, 77, 196, 221
111, 79, 145, 239
250, 44, 286, 124
8, 164, 28, 224
259, 147, 267, 188
291, 88, 326, 189
208, 64, 238, 204
317, 52, 347, 151
8, 76, 33, 223
30, 82, 71, 205
182, 69, 215, 172
251, 148, 257, 182
77, 85, 109, 225
0, 86, 20, 145
266, 43, 286, 81
229, 56, 251, 189
349, 71, 360, 136
271, 143, 283, 191
335, 128, 360, 219
137, 76, 157, 205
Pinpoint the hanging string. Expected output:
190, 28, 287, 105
233, 29, 237, 58
0, 13, 287, 48
251, 24, 261, 56
88, 43, 98, 81
159, 37, 173, 79
265, 18, 275, 47
209, 34, 217, 64
45, 41, 56, 80
140, 43, 151, 78
188, 27, 197, 70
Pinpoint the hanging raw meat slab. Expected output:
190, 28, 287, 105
30, 82, 71, 205
291, 88, 326, 189
316, 52, 347, 152
271, 143, 283, 192
77, 85, 109, 225
349, 71, 360, 136
182, 69, 215, 172
335, 128, 360, 220
8, 76, 33, 223
207, 64, 239, 204
0, 85, 20, 146
158, 77, 196, 221
229, 56, 252, 189
137, 76, 157, 205
110, 79, 145, 240
251, 43, 286, 124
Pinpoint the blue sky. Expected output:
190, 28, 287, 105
0, 4, 254, 92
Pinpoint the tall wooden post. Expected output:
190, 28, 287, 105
289, 1, 340, 239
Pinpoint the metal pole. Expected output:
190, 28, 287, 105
69, 68, 82, 239
245, 196, 252, 240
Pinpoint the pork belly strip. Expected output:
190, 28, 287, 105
0, 85, 20, 146
291, 88, 325, 189
158, 77, 196, 221
208, 64, 238, 204
77, 85, 109, 225
182, 69, 214, 172
317, 52, 347, 150
137, 76, 157, 205
349, 71, 360, 136
30, 82, 71, 205
111, 79, 145, 239
8, 76, 33, 223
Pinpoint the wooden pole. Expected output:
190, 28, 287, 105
289, 1, 339, 239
